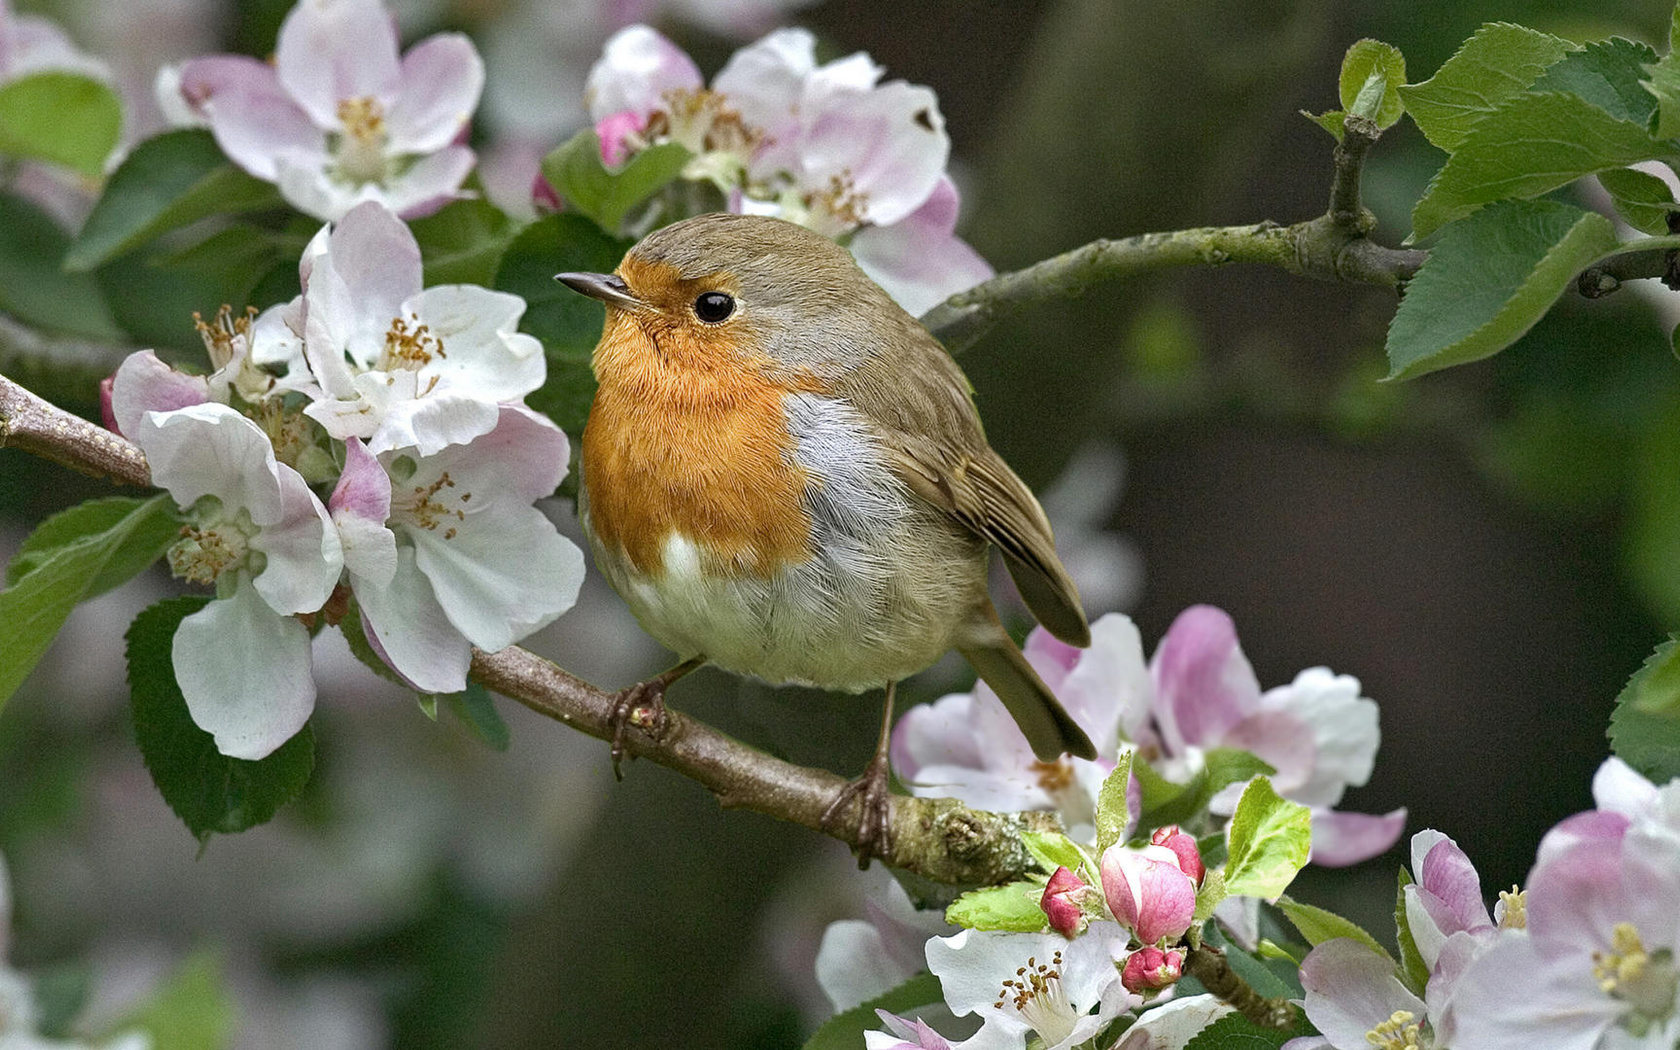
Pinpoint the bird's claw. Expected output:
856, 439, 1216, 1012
821, 750, 894, 867
608, 679, 671, 780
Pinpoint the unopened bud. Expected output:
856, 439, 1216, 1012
1100, 844, 1197, 946
1150, 825, 1206, 886
1121, 946, 1185, 993
1040, 866, 1089, 937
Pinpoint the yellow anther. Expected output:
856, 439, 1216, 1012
1497, 886, 1527, 929
1364, 1010, 1422, 1050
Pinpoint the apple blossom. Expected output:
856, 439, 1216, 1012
1041, 866, 1091, 938
1100, 844, 1198, 947
580, 24, 992, 312
1291, 937, 1437, 1050
924, 922, 1137, 1050
165, 0, 483, 220
864, 1012, 954, 1050
293, 201, 546, 456
328, 410, 585, 694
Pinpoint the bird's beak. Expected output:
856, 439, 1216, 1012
554, 271, 644, 309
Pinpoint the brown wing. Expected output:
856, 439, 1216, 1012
834, 325, 1092, 648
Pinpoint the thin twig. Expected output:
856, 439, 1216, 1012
0, 374, 148, 487
1184, 945, 1299, 1029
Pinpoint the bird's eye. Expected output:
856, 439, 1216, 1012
693, 291, 735, 323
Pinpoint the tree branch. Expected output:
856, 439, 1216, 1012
0, 374, 148, 487
1184, 945, 1299, 1029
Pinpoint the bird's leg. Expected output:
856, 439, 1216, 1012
609, 656, 704, 779
822, 681, 898, 867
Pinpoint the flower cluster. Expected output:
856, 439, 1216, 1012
160, 0, 483, 220
108, 200, 584, 759
1294, 757, 1680, 1050
579, 24, 992, 314
891, 606, 1404, 864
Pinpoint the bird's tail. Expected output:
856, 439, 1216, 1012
960, 609, 1096, 762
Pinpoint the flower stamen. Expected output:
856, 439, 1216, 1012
399, 471, 470, 537
380, 317, 445, 372
1497, 886, 1526, 929
334, 96, 390, 184
992, 951, 1077, 1046
1592, 922, 1678, 1023
1364, 1009, 1423, 1050
167, 520, 251, 586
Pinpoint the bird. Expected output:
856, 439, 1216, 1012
556, 212, 1097, 859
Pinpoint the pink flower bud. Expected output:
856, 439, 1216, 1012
1121, 946, 1186, 993
1150, 825, 1206, 886
531, 172, 561, 213
1040, 866, 1088, 937
1100, 844, 1198, 946
595, 111, 645, 167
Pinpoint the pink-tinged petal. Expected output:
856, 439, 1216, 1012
173, 575, 315, 760
1591, 756, 1659, 818
1113, 995, 1235, 1050
1150, 605, 1262, 755
355, 544, 470, 694
1535, 810, 1630, 867
110, 350, 210, 439
330, 439, 397, 588
99, 375, 118, 432
1298, 939, 1426, 1050
385, 33, 483, 154
891, 690, 988, 779
713, 27, 817, 156
1417, 835, 1494, 937
1449, 934, 1620, 1050
275, 0, 401, 130
1150, 826, 1206, 885
853, 177, 993, 316
302, 201, 423, 374
136, 403, 285, 522
1308, 807, 1406, 867
1101, 845, 1196, 945
800, 80, 948, 227
179, 55, 323, 181
899, 762, 1052, 814
583, 24, 701, 122
1057, 613, 1155, 755
595, 111, 644, 166
1425, 928, 1491, 1041
410, 504, 584, 651
380, 143, 476, 218
249, 464, 342, 615
153, 64, 206, 129
1041, 866, 1088, 937
864, 1011, 952, 1050
409, 404, 570, 503
1022, 626, 1083, 693
1525, 835, 1680, 958
1221, 710, 1315, 795
1256, 667, 1380, 807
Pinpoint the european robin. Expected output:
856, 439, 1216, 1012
557, 213, 1096, 856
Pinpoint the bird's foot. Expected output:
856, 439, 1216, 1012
821, 748, 894, 868
607, 678, 672, 780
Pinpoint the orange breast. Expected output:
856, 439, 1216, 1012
581, 308, 819, 577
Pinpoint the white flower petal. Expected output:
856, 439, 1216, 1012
275, 0, 401, 129
1256, 667, 1379, 807
815, 921, 916, 1014
411, 503, 584, 652
798, 80, 947, 226
370, 394, 502, 457
379, 144, 476, 218
405, 284, 546, 402
385, 33, 484, 154
1057, 612, 1154, 758
584, 24, 702, 121
250, 463, 342, 614
355, 544, 471, 693
137, 403, 286, 522
174, 576, 316, 760
1298, 939, 1426, 1050
110, 350, 210, 439
1113, 995, 1235, 1050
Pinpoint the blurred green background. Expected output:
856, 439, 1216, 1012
3, 0, 1679, 1046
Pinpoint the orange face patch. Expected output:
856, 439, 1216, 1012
582, 261, 822, 577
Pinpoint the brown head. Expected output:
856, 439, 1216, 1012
556, 212, 918, 386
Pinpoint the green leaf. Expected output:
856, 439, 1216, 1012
409, 198, 522, 287
0, 71, 121, 175
945, 881, 1049, 932
0, 193, 123, 338
1192, 867, 1228, 924
1182, 1007, 1299, 1050
1598, 166, 1678, 234
6, 497, 178, 594
109, 950, 234, 1050
127, 596, 315, 840
1095, 750, 1133, 854
1203, 923, 1303, 999
0, 495, 177, 712
441, 682, 511, 751
1301, 109, 1346, 141
800, 971, 943, 1050
1394, 868, 1430, 996
1387, 200, 1620, 380
66, 129, 281, 272
492, 212, 631, 433
540, 130, 693, 234
1137, 748, 1275, 832
1222, 777, 1311, 902
1530, 38, 1658, 127
1410, 92, 1661, 240
1339, 40, 1407, 128
1021, 830, 1092, 877
1398, 23, 1575, 153
1277, 896, 1394, 962
1608, 636, 1680, 781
